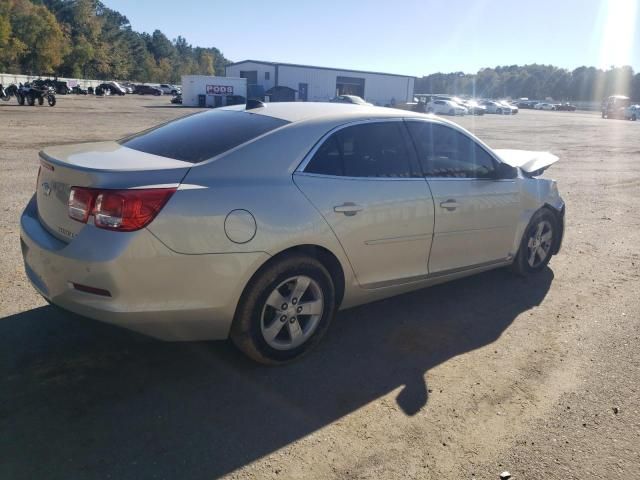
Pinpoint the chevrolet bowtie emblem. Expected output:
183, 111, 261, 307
42, 182, 51, 196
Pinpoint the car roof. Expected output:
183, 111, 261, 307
221, 102, 411, 123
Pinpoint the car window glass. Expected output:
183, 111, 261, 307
407, 122, 496, 179
306, 122, 414, 178
121, 110, 289, 163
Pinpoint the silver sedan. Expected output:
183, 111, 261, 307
21, 102, 565, 364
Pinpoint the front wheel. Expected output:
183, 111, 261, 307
231, 254, 336, 364
512, 209, 558, 275
47, 95, 56, 106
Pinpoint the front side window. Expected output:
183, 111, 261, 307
406, 122, 497, 179
305, 122, 415, 178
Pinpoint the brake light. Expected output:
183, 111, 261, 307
68, 187, 176, 231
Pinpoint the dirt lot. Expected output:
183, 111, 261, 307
1, 96, 639, 480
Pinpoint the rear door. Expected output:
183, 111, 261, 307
294, 120, 435, 288
406, 120, 520, 274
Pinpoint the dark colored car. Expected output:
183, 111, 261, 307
555, 103, 577, 111
32, 79, 71, 95
517, 100, 539, 109
72, 85, 88, 95
135, 84, 163, 96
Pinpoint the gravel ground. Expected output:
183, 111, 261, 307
1, 96, 639, 480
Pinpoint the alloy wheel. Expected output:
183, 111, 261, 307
527, 220, 553, 268
260, 275, 324, 350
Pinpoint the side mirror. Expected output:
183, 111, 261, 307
495, 162, 518, 179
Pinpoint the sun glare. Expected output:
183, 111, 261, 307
599, 0, 638, 68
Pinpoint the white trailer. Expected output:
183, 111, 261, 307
181, 75, 247, 107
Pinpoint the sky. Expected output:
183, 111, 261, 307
102, 0, 640, 76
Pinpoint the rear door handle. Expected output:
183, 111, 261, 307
439, 199, 458, 211
334, 202, 363, 216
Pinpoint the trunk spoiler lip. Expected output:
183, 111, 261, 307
39, 141, 193, 173
494, 148, 559, 174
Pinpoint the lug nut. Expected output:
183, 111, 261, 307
289, 317, 296, 323
281, 303, 288, 310
292, 298, 298, 305
297, 306, 303, 313
280, 315, 287, 322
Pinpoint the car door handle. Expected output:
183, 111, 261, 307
439, 199, 458, 211
334, 202, 363, 216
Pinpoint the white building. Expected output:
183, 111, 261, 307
225, 60, 415, 106
181, 75, 247, 107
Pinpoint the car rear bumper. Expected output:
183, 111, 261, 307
20, 195, 268, 341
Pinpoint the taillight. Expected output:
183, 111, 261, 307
68, 187, 176, 231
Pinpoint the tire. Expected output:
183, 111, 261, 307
47, 95, 56, 107
17, 94, 24, 105
27, 93, 35, 106
38, 96, 44, 106
632, 114, 637, 121
512, 208, 558, 276
497, 108, 502, 114
230, 254, 337, 365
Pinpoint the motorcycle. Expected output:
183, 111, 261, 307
17, 82, 56, 107
0, 83, 19, 102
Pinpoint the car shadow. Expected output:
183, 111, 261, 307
0, 267, 553, 479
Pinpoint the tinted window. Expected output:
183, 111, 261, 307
407, 122, 496, 178
121, 110, 288, 163
306, 122, 414, 178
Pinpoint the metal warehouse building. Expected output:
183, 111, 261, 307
225, 60, 415, 106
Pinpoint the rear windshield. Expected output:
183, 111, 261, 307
120, 109, 289, 163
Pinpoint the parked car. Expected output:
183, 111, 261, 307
499, 101, 518, 114
330, 95, 371, 105
170, 93, 182, 104
427, 99, 467, 115
135, 84, 163, 96
624, 104, 639, 121
517, 100, 539, 109
20, 103, 565, 364
32, 79, 71, 95
71, 85, 88, 95
555, 103, 577, 111
602, 95, 631, 119
534, 102, 556, 111
157, 84, 180, 95
481, 100, 511, 114
460, 99, 486, 115
96, 82, 126, 96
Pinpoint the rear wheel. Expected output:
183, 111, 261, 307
231, 254, 336, 365
497, 108, 502, 114
512, 209, 557, 275
17, 93, 24, 105
37, 96, 44, 106
26, 93, 35, 106
632, 114, 637, 121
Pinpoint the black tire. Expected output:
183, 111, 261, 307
27, 93, 35, 106
230, 254, 337, 365
632, 114, 637, 121
496, 108, 502, 114
512, 208, 558, 276
17, 93, 24, 105
38, 96, 44, 106
47, 95, 56, 107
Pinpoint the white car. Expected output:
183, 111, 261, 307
481, 100, 511, 114
624, 104, 639, 121
534, 103, 557, 111
158, 84, 181, 95
427, 99, 467, 116
499, 101, 518, 114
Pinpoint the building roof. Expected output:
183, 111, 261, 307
226, 60, 415, 79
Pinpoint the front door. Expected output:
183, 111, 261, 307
406, 120, 521, 273
298, 83, 308, 101
294, 121, 434, 288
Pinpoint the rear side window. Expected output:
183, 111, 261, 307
407, 122, 497, 178
121, 110, 288, 163
305, 122, 416, 178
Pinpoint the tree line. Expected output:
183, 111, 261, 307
415, 64, 640, 101
0, 0, 228, 83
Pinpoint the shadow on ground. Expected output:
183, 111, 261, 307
0, 268, 553, 479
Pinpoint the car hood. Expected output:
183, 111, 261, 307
494, 149, 559, 174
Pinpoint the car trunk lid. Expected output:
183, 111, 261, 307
37, 141, 191, 242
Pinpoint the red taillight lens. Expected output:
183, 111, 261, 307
68, 187, 95, 223
68, 187, 176, 232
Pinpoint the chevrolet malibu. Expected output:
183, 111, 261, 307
21, 102, 565, 364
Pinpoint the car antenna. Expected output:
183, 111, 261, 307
246, 98, 265, 110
